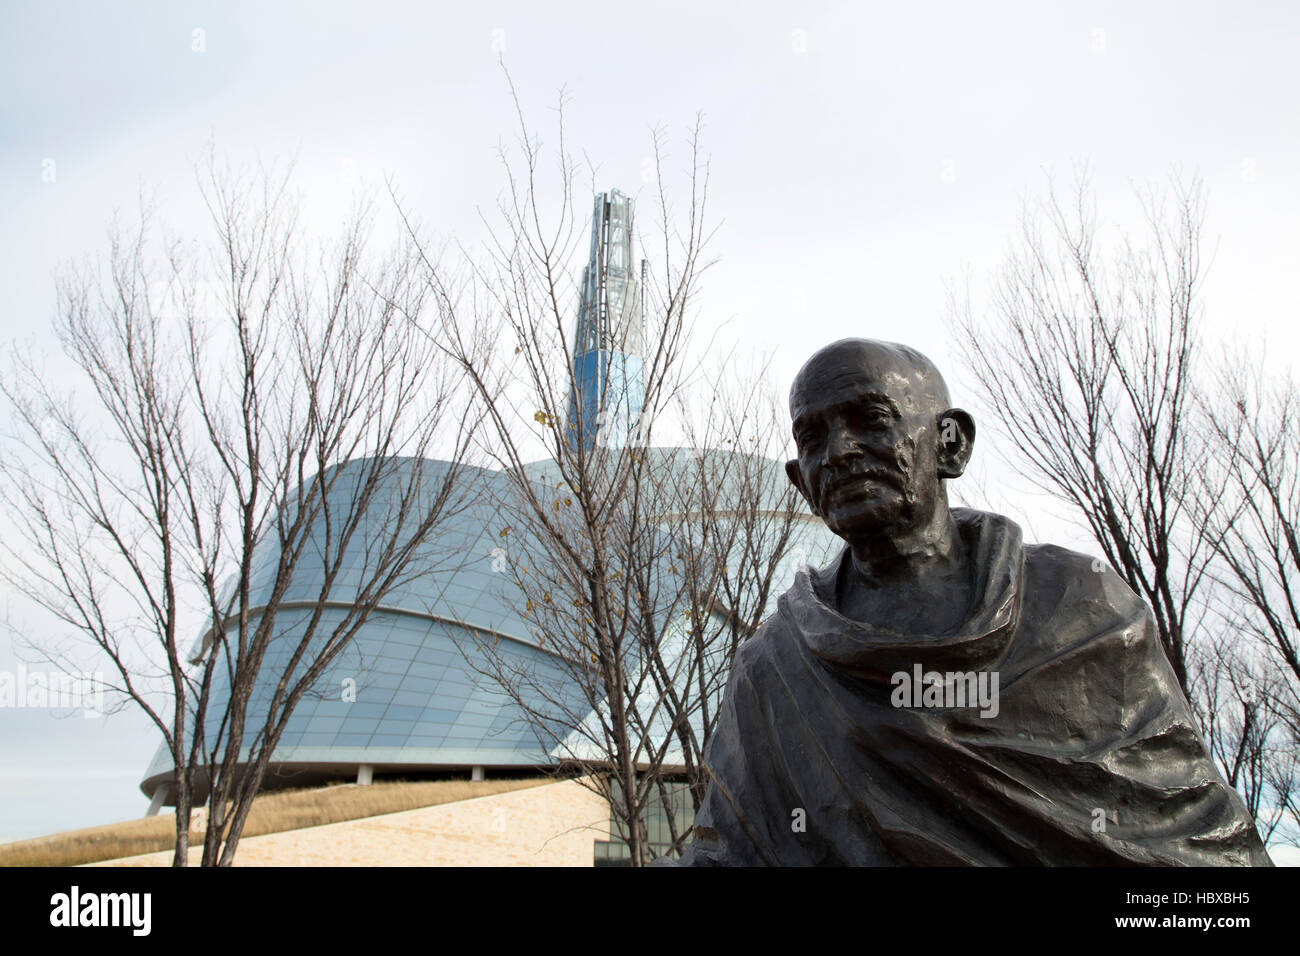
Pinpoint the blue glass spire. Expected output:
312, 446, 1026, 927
567, 190, 646, 451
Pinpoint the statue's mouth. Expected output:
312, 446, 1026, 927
823, 468, 900, 502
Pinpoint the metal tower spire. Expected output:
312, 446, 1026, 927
567, 189, 646, 451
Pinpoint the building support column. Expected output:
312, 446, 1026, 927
357, 764, 374, 785
145, 783, 170, 817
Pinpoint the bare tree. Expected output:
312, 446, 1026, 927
403, 86, 813, 864
950, 167, 1299, 845
1195, 355, 1300, 843
1202, 360, 1300, 693
0, 154, 478, 865
1187, 627, 1298, 844
648, 354, 827, 848
949, 167, 1214, 693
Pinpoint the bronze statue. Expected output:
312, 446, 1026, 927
675, 338, 1271, 865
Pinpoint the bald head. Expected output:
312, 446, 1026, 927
790, 339, 952, 424
785, 338, 975, 550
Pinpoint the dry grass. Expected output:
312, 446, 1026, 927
0, 776, 553, 867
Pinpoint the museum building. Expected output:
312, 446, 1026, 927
136, 190, 839, 860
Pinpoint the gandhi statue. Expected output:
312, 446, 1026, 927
674, 338, 1271, 865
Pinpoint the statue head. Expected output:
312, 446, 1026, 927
785, 339, 975, 551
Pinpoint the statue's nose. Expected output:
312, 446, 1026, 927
825, 422, 861, 465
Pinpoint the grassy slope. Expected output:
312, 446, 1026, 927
0, 777, 553, 867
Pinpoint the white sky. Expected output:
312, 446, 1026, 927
1, 0, 1298, 855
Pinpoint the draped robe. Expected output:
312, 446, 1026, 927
676, 509, 1271, 866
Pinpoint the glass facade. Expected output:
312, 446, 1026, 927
139, 453, 842, 838
139, 459, 594, 798
593, 779, 696, 866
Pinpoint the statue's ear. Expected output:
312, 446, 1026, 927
936, 409, 976, 479
786, 459, 818, 514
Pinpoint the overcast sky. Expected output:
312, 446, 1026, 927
2, 1, 1298, 858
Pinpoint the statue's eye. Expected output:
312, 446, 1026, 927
853, 407, 892, 430
795, 425, 822, 448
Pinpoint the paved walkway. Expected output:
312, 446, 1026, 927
92, 780, 610, 866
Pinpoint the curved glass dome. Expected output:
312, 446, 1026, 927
139, 451, 841, 805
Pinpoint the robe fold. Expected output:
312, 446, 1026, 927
676, 508, 1272, 866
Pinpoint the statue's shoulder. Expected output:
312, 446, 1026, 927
1021, 541, 1147, 616
1011, 539, 1156, 665
729, 577, 819, 678
951, 508, 1143, 619
732, 607, 795, 674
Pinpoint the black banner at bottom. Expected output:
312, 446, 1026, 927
0, 864, 1287, 944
